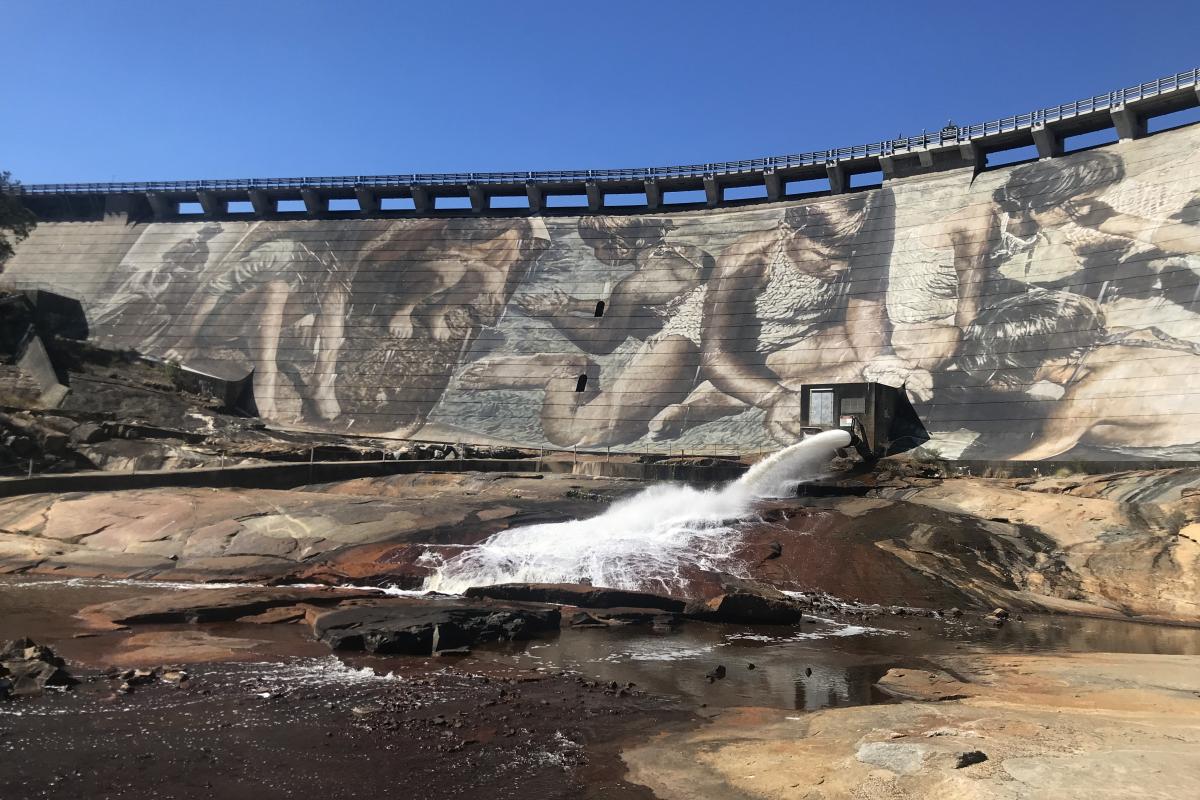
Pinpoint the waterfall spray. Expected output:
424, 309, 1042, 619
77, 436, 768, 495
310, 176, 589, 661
422, 430, 851, 595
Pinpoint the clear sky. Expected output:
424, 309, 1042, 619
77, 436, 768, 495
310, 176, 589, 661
3, 0, 1199, 184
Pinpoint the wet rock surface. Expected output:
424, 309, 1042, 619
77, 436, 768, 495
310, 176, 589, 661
6, 569, 1200, 799
684, 576, 806, 625
311, 597, 562, 655
0, 656, 678, 800
465, 582, 687, 612
566, 606, 682, 627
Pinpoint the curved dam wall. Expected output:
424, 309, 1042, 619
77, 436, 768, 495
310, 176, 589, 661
4, 124, 1200, 460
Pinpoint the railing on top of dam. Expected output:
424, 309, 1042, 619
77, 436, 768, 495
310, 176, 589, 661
9, 66, 1200, 201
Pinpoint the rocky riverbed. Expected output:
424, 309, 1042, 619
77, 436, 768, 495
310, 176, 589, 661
2, 463, 1197, 624
2, 459, 1200, 798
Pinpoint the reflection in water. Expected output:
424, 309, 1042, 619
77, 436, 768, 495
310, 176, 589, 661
792, 664, 891, 712
488, 620, 906, 711
5, 575, 1200, 712
482, 611, 1200, 711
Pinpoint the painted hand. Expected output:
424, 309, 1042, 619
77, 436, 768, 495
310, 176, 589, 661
388, 313, 416, 339
516, 289, 574, 317
1064, 197, 1116, 228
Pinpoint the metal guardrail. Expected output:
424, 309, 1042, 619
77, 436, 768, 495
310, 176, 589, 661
9, 68, 1198, 196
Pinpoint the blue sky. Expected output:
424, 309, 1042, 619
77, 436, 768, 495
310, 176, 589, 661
4, 1, 1199, 184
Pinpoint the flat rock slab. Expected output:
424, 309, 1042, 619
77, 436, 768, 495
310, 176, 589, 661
464, 583, 687, 612
108, 630, 270, 666
684, 577, 806, 625
312, 597, 561, 655
77, 586, 380, 628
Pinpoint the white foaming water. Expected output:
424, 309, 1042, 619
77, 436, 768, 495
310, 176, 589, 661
422, 430, 851, 595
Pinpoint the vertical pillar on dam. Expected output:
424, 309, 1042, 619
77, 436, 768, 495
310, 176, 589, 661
763, 170, 783, 201
881, 143, 982, 184
585, 181, 603, 212
468, 184, 487, 213
197, 191, 223, 217
301, 189, 323, 217
410, 186, 432, 213
1031, 124, 1063, 158
644, 179, 662, 210
703, 175, 721, 207
1110, 104, 1147, 141
959, 142, 981, 169
355, 188, 379, 215
146, 193, 173, 219
826, 162, 846, 194
102, 194, 147, 224
249, 190, 273, 215
525, 182, 543, 213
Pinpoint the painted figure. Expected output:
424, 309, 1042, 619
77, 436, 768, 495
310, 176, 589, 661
457, 216, 714, 447
696, 194, 898, 443
983, 151, 1200, 458
337, 218, 551, 435
163, 223, 349, 422
93, 224, 222, 348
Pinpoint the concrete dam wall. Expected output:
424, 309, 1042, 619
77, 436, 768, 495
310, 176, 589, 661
5, 123, 1200, 460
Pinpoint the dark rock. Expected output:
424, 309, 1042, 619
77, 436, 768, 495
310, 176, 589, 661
685, 578, 805, 625
312, 597, 560, 656
0, 638, 77, 697
585, 607, 682, 627
805, 667, 813, 677
954, 750, 988, 768
463, 583, 686, 613
568, 611, 608, 628
990, 608, 1010, 619
120, 668, 158, 686
747, 663, 756, 670
433, 647, 471, 658
705, 665, 727, 682
765, 541, 782, 560
69, 422, 109, 445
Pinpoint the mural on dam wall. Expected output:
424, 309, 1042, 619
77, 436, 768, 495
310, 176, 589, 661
5, 123, 1200, 460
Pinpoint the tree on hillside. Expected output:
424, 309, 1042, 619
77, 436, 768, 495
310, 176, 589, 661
0, 172, 37, 262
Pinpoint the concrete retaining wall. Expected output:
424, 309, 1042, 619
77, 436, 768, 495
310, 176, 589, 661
4, 124, 1200, 460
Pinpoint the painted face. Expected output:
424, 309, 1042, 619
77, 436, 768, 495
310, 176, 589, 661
781, 203, 862, 278
588, 237, 636, 265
